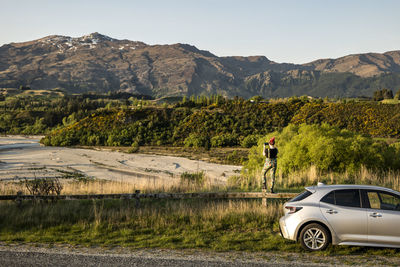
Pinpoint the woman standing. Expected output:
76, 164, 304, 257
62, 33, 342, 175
262, 137, 278, 193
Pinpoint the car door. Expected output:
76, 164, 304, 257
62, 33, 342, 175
320, 189, 368, 243
364, 190, 400, 246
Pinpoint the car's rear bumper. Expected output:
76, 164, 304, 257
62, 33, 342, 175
279, 214, 301, 241
279, 216, 290, 240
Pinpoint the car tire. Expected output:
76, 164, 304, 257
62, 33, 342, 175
299, 223, 330, 251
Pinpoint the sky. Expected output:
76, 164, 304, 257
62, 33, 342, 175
1, 0, 399, 64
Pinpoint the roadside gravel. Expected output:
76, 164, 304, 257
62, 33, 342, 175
0, 243, 399, 267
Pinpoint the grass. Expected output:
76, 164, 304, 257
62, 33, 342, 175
381, 99, 400, 104
2, 164, 400, 196
180, 171, 205, 186
2, 160, 400, 255
230, 166, 400, 192
0, 174, 231, 195
281, 166, 400, 191
1, 198, 400, 257
0, 199, 285, 250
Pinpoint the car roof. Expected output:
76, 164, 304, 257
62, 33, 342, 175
305, 184, 400, 194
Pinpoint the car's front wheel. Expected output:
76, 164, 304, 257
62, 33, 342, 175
299, 223, 330, 251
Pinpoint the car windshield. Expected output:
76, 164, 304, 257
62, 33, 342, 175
289, 190, 313, 202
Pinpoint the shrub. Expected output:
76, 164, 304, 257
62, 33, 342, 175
127, 141, 139, 153
87, 135, 100, 146
395, 89, 400, 100
184, 133, 210, 149
210, 134, 238, 147
180, 171, 205, 186
22, 178, 63, 196
243, 124, 400, 177
373, 89, 393, 101
227, 175, 259, 190
241, 134, 261, 148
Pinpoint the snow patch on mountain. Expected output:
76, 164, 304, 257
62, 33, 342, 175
39, 32, 116, 51
37, 33, 147, 53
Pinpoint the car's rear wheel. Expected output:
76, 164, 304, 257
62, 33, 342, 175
299, 223, 330, 251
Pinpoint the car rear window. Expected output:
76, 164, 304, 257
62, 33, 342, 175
289, 190, 313, 202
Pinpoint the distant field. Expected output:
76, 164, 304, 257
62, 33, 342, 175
381, 98, 400, 104
1, 88, 64, 97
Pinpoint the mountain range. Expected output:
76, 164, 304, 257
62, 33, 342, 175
1, 32, 400, 98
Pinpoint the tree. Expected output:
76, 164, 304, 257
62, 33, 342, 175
19, 85, 31, 90
373, 90, 383, 101
395, 89, 400, 100
250, 95, 264, 103
373, 89, 393, 101
383, 89, 394, 99
184, 133, 209, 148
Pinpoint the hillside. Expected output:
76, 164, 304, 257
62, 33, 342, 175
304, 51, 400, 77
1, 33, 400, 98
41, 99, 400, 150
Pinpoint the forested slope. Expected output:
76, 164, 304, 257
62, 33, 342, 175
41, 98, 400, 148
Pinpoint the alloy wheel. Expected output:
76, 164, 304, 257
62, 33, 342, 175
299, 223, 330, 251
303, 228, 326, 250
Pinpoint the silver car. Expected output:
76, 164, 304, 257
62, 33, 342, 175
279, 183, 400, 251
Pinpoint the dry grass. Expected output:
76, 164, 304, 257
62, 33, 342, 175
2, 164, 400, 196
0, 198, 285, 250
62, 180, 139, 194
0, 181, 20, 195
278, 166, 400, 191
0, 171, 227, 195
229, 166, 400, 192
62, 178, 221, 195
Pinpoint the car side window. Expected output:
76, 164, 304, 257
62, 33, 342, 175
320, 191, 335, 204
378, 191, 400, 211
367, 191, 380, 209
366, 190, 400, 211
334, 189, 361, 208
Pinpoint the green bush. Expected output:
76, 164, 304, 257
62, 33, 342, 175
127, 141, 140, 153
395, 89, 400, 100
184, 133, 210, 148
243, 124, 400, 177
87, 135, 100, 146
241, 134, 261, 148
210, 134, 238, 147
39, 99, 400, 149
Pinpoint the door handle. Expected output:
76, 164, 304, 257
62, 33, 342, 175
326, 209, 338, 214
370, 213, 382, 218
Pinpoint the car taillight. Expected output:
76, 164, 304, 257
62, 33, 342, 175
285, 206, 303, 214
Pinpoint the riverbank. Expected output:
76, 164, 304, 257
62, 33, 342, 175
0, 136, 241, 193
